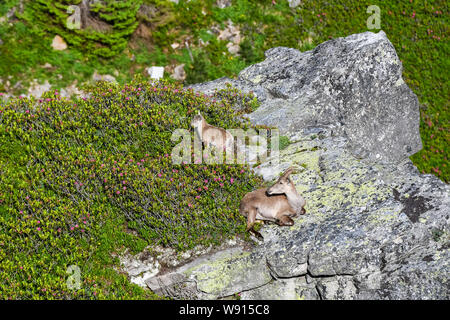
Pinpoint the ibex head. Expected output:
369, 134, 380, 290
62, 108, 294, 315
190, 111, 204, 128
266, 167, 296, 196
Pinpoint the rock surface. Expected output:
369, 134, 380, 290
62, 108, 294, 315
147, 66, 165, 80
216, 0, 232, 9
142, 31, 448, 300
288, 0, 302, 8
214, 20, 242, 55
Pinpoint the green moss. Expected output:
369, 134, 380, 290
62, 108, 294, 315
307, 177, 389, 214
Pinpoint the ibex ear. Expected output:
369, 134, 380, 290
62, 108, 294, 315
281, 166, 295, 178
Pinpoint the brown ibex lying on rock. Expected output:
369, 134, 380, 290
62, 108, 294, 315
191, 111, 234, 154
239, 167, 306, 239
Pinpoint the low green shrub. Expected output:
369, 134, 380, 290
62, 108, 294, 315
0, 78, 263, 299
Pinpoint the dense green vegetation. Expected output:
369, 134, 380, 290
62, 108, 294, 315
0, 78, 263, 299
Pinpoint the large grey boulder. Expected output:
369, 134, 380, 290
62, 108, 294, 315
189, 31, 422, 163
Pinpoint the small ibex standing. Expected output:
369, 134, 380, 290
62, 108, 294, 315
191, 111, 234, 153
239, 167, 306, 239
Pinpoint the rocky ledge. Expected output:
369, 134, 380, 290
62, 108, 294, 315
126, 31, 448, 300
